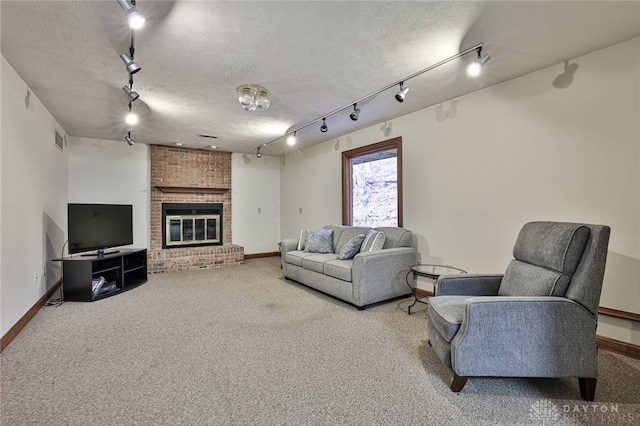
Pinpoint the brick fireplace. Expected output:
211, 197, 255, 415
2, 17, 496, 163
148, 145, 244, 273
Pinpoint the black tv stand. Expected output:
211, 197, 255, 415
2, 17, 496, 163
80, 249, 120, 258
55, 249, 147, 301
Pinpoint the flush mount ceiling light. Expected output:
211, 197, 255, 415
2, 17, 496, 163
395, 82, 409, 102
236, 84, 270, 112
255, 43, 489, 155
117, 0, 145, 29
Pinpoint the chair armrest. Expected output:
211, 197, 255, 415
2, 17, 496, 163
436, 274, 503, 296
280, 238, 299, 255
451, 296, 598, 377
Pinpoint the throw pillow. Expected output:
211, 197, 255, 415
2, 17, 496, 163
304, 229, 334, 253
296, 229, 306, 251
339, 233, 366, 260
361, 230, 385, 252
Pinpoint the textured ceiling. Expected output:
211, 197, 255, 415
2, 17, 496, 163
2, 1, 639, 156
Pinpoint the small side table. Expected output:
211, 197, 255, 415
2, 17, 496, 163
406, 264, 467, 315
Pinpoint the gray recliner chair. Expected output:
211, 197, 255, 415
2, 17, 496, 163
427, 221, 610, 401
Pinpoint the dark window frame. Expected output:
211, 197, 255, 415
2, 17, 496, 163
341, 137, 403, 226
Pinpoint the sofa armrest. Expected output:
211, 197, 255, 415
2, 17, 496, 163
280, 238, 299, 255
436, 274, 503, 296
451, 296, 598, 378
352, 247, 416, 306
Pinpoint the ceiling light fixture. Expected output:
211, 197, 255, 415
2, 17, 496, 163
125, 112, 138, 125
350, 104, 361, 121
320, 118, 328, 133
122, 86, 139, 101
120, 4, 144, 144
236, 84, 270, 112
255, 43, 488, 154
467, 47, 491, 77
120, 53, 141, 74
117, 0, 145, 29
125, 132, 135, 146
395, 82, 409, 102
256, 147, 262, 158
286, 132, 297, 146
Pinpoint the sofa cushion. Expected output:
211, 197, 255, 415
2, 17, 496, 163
324, 259, 354, 282
339, 234, 366, 260
334, 226, 371, 254
513, 222, 590, 275
285, 250, 317, 267
305, 229, 334, 253
428, 296, 473, 342
499, 259, 571, 297
361, 230, 385, 252
302, 253, 339, 273
374, 227, 412, 248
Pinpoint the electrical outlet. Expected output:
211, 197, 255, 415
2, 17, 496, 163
43, 265, 47, 276
299, 208, 303, 214
258, 207, 262, 214
34, 272, 39, 283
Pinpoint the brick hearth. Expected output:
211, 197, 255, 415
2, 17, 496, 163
148, 145, 244, 273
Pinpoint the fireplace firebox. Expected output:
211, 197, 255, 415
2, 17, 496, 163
162, 203, 223, 249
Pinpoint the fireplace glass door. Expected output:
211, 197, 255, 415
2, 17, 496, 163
166, 215, 220, 247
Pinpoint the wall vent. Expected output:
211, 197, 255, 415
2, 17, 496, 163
54, 131, 64, 151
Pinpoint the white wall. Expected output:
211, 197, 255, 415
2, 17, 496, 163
1, 56, 68, 336
67, 144, 281, 256
231, 153, 281, 254
68, 137, 150, 251
280, 38, 640, 344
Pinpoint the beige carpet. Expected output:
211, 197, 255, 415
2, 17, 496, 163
1, 257, 639, 425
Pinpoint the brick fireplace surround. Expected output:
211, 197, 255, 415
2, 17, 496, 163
148, 145, 244, 273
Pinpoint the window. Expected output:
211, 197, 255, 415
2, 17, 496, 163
342, 137, 402, 227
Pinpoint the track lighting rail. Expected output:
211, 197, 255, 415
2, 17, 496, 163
255, 43, 484, 157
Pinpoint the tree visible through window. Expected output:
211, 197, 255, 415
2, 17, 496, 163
342, 137, 402, 227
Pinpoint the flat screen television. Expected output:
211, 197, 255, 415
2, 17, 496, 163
68, 203, 133, 255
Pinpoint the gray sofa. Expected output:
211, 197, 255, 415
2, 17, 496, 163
280, 225, 416, 309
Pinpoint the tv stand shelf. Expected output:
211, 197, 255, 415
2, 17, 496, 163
56, 249, 147, 302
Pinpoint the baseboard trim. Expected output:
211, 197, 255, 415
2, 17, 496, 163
244, 251, 280, 259
597, 335, 640, 360
598, 306, 640, 322
0, 279, 62, 352
414, 288, 434, 298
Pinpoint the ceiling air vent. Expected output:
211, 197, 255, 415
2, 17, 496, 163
54, 131, 64, 151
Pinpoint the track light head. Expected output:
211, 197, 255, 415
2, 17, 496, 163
256, 148, 262, 158
467, 51, 490, 77
117, 0, 145, 29
125, 135, 135, 146
120, 53, 141, 74
287, 132, 297, 146
395, 83, 409, 102
350, 104, 361, 121
122, 86, 139, 101
125, 112, 138, 125
320, 118, 328, 133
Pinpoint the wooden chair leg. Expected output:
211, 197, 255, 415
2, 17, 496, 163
579, 377, 597, 401
450, 373, 468, 392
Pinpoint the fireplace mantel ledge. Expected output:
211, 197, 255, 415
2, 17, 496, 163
156, 186, 229, 194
